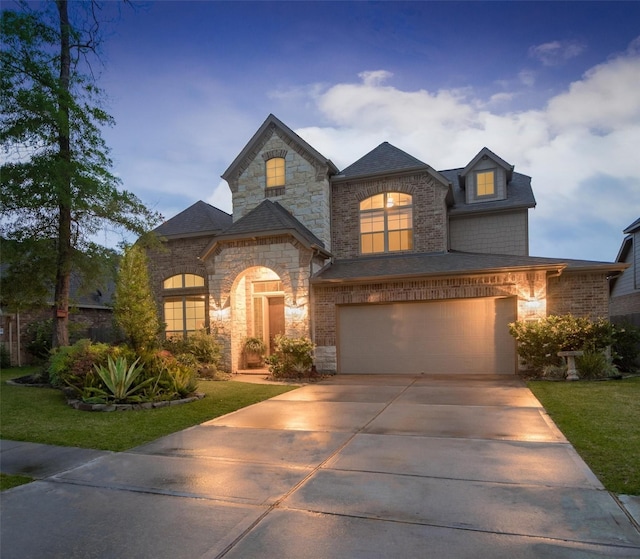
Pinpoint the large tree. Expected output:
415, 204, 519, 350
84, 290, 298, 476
1, 1, 161, 346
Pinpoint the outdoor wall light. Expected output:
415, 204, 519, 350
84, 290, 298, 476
212, 306, 231, 320
285, 305, 306, 320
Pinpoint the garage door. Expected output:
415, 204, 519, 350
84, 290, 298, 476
338, 297, 516, 374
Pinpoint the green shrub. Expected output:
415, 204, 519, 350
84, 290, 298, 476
47, 340, 135, 392
136, 349, 199, 401
576, 351, 617, 380
509, 315, 615, 375
24, 319, 53, 362
265, 335, 314, 379
163, 329, 222, 376
0, 344, 10, 369
44, 340, 201, 405
612, 322, 640, 372
541, 363, 567, 380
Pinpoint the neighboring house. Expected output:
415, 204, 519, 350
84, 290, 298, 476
148, 114, 626, 375
610, 217, 640, 327
0, 273, 115, 366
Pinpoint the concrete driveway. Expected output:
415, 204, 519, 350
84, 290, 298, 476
2, 374, 640, 558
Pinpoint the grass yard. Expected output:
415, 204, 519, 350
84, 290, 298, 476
0, 473, 33, 491
528, 377, 640, 496
0, 367, 297, 452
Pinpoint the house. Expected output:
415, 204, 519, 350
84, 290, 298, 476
610, 217, 640, 327
147, 114, 626, 375
0, 272, 115, 366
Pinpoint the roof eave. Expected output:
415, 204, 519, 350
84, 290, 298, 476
311, 262, 567, 285
154, 229, 225, 241
201, 228, 331, 260
448, 202, 536, 216
332, 165, 452, 187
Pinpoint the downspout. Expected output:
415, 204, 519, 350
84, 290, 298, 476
309, 248, 318, 345
545, 267, 564, 318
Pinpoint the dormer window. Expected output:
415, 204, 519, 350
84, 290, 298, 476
476, 170, 495, 197
266, 157, 285, 188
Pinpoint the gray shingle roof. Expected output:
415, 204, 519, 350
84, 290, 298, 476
313, 251, 624, 283
336, 142, 431, 179
440, 169, 536, 215
153, 201, 232, 238
213, 200, 326, 249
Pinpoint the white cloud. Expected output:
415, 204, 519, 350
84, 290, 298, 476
546, 54, 640, 132
518, 69, 536, 87
291, 44, 640, 261
358, 70, 394, 87
529, 40, 586, 66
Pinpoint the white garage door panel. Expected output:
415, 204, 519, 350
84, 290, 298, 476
338, 298, 516, 374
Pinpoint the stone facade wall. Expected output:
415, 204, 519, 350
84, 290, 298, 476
331, 172, 449, 259
449, 211, 529, 256
205, 236, 315, 372
228, 127, 332, 250
547, 271, 610, 319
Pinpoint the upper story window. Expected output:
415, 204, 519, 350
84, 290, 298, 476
163, 273, 205, 289
360, 192, 413, 254
266, 157, 285, 188
476, 170, 495, 197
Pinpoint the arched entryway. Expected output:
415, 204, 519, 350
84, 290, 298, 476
231, 266, 285, 370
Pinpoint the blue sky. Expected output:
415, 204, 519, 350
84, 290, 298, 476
91, 1, 640, 261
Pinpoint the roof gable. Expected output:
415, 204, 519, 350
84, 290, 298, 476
221, 114, 338, 183
152, 200, 232, 239
460, 147, 514, 180
337, 142, 428, 179
334, 141, 451, 189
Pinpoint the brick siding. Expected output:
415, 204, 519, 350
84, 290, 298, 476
331, 172, 449, 259
547, 271, 610, 319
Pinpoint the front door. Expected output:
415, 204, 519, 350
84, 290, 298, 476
268, 296, 285, 354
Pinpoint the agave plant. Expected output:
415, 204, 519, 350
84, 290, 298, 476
93, 356, 152, 402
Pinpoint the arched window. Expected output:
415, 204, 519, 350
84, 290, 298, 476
266, 157, 285, 188
163, 273, 204, 289
360, 192, 413, 254
162, 274, 206, 338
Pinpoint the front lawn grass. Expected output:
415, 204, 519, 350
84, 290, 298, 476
528, 377, 640, 495
0, 473, 33, 491
0, 367, 297, 452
